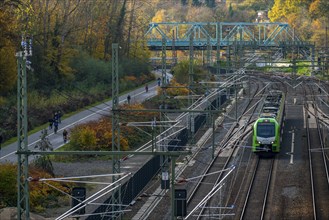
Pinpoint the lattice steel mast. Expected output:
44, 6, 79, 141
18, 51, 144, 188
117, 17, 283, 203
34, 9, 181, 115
111, 43, 122, 219
16, 36, 32, 220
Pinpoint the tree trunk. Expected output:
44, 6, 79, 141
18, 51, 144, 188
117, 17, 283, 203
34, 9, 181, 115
126, 0, 136, 57
104, 0, 118, 60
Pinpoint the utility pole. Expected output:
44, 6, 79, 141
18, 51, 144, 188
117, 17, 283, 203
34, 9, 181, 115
16, 35, 32, 220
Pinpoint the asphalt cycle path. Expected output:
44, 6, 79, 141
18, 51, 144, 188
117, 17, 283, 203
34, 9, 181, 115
0, 72, 171, 163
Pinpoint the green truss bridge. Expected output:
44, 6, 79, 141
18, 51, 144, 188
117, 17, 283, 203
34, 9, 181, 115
145, 22, 314, 51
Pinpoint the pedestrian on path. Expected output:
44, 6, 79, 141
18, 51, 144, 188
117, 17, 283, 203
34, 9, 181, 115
127, 94, 131, 104
57, 110, 62, 123
145, 84, 149, 92
63, 129, 68, 143
48, 118, 53, 130
54, 120, 59, 134
54, 111, 58, 122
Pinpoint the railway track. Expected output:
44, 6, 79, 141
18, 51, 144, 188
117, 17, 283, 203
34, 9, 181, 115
305, 83, 329, 219
182, 74, 292, 219
239, 157, 275, 220
130, 75, 255, 219
131, 73, 305, 219
185, 124, 252, 219
184, 77, 267, 219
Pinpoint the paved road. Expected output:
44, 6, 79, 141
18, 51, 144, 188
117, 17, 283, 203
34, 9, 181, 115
0, 72, 170, 163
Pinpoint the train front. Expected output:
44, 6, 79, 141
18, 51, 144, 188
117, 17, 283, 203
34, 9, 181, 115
252, 118, 280, 153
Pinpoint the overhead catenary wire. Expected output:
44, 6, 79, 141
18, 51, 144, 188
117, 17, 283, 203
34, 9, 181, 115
178, 167, 234, 183
39, 173, 126, 181
56, 173, 131, 220
185, 166, 236, 219
27, 172, 132, 219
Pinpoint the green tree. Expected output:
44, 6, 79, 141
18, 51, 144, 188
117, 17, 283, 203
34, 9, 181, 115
0, 1, 20, 101
172, 60, 204, 84
0, 43, 16, 94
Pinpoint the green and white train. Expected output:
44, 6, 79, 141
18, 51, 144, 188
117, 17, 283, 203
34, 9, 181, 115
252, 90, 285, 154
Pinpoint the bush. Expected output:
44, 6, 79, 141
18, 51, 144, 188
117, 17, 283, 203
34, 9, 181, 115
0, 163, 71, 212
70, 125, 98, 151
0, 163, 17, 208
29, 166, 72, 212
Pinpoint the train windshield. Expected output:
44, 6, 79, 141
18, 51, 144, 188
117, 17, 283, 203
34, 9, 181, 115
257, 122, 275, 138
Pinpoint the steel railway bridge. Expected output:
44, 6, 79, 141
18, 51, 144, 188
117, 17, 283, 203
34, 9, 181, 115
145, 22, 315, 68
145, 22, 314, 50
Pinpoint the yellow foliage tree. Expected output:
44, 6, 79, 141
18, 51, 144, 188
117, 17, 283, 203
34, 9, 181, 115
70, 125, 97, 150
29, 166, 72, 212
152, 9, 166, 23
0, 163, 72, 212
69, 117, 134, 152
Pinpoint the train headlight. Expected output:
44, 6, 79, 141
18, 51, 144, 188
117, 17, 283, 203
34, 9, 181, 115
258, 141, 262, 144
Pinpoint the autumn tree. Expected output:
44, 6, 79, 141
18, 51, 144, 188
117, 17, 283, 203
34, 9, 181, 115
268, 0, 327, 44
309, 0, 329, 20
0, 0, 20, 102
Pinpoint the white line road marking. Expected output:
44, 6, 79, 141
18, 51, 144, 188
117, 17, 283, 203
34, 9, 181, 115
290, 131, 295, 164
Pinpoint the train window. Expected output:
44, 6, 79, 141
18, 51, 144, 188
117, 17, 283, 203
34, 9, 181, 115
257, 123, 275, 138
